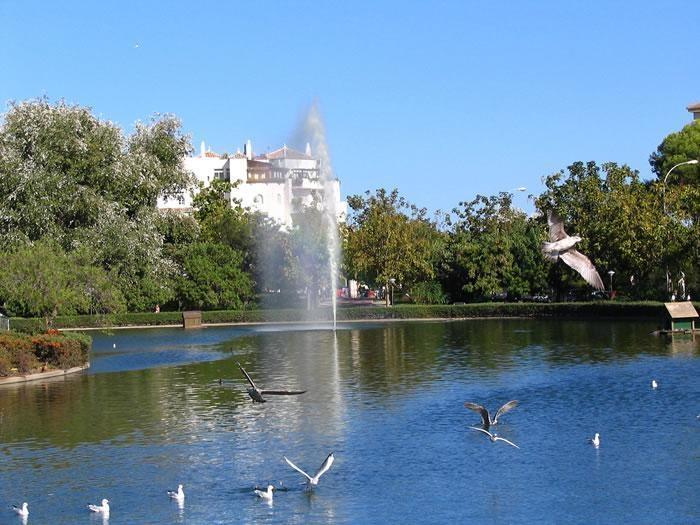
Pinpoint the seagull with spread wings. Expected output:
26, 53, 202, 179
469, 427, 520, 449
238, 363, 306, 403
464, 400, 519, 431
542, 210, 604, 291
284, 453, 334, 488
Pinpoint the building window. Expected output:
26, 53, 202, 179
277, 194, 282, 204
254, 194, 264, 206
177, 195, 185, 205
214, 168, 224, 180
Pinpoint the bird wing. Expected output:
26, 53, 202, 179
469, 426, 493, 439
559, 250, 605, 290
260, 390, 307, 396
314, 453, 334, 480
493, 400, 519, 424
494, 436, 520, 449
88, 504, 101, 512
547, 210, 568, 242
464, 402, 491, 429
284, 456, 312, 481
238, 363, 258, 389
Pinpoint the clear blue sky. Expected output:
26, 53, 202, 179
1, 0, 698, 214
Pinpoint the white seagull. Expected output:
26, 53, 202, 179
11, 502, 29, 517
464, 400, 519, 431
651, 379, 658, 389
542, 210, 604, 290
254, 485, 274, 501
167, 484, 185, 502
284, 453, 334, 487
589, 432, 601, 448
469, 426, 520, 448
88, 498, 110, 515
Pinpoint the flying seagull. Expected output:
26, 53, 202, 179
469, 426, 520, 449
588, 432, 601, 448
11, 502, 28, 517
284, 453, 334, 487
542, 210, 604, 291
464, 400, 519, 431
88, 498, 110, 515
238, 363, 306, 403
254, 485, 275, 501
167, 484, 185, 502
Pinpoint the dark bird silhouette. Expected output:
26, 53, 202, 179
542, 210, 604, 290
238, 362, 306, 403
464, 400, 519, 431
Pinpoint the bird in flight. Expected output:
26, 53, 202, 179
237, 363, 306, 403
469, 427, 520, 449
464, 400, 519, 431
284, 453, 335, 488
542, 210, 604, 290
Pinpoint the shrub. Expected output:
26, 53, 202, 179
0, 347, 11, 376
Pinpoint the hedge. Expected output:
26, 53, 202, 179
7, 301, 681, 332
0, 330, 91, 377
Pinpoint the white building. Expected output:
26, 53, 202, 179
158, 140, 345, 228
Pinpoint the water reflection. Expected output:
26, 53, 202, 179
0, 319, 698, 524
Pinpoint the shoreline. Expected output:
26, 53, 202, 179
0, 363, 90, 385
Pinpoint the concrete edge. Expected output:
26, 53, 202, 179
0, 363, 90, 385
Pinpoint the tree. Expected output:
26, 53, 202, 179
445, 193, 548, 302
535, 161, 668, 299
174, 242, 254, 310
649, 123, 700, 185
0, 240, 125, 324
344, 189, 440, 306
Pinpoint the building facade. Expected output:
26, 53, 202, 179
157, 140, 345, 228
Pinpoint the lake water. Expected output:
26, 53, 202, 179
0, 319, 698, 524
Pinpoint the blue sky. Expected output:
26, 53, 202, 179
1, 0, 698, 214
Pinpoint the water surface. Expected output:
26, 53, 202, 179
0, 319, 698, 524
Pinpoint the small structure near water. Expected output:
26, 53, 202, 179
663, 301, 698, 332
182, 310, 202, 329
0, 312, 8, 331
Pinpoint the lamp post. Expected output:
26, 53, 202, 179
389, 278, 396, 307
608, 270, 615, 295
663, 160, 698, 214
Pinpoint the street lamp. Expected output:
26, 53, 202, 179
389, 278, 396, 307
607, 270, 615, 295
663, 160, 698, 214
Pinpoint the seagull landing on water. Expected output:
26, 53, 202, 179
464, 400, 519, 431
469, 427, 520, 448
254, 485, 274, 501
238, 363, 306, 403
11, 502, 28, 517
88, 498, 110, 515
588, 433, 601, 448
284, 453, 334, 488
167, 484, 184, 502
542, 210, 604, 291
651, 379, 658, 389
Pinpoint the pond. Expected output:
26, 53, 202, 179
0, 319, 698, 524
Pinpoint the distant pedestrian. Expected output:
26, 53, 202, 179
155, 304, 160, 313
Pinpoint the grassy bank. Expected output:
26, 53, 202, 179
0, 330, 91, 377
7, 301, 684, 332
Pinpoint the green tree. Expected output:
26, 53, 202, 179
650, 123, 700, 185
174, 242, 254, 310
344, 189, 440, 306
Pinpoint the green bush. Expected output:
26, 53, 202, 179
0, 330, 91, 376
0, 347, 12, 376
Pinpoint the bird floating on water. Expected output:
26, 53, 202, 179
12, 502, 29, 517
238, 363, 306, 403
254, 485, 274, 501
88, 498, 110, 515
167, 484, 184, 502
464, 400, 519, 431
651, 379, 658, 389
542, 210, 604, 290
469, 426, 520, 449
588, 433, 601, 448
284, 453, 334, 487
